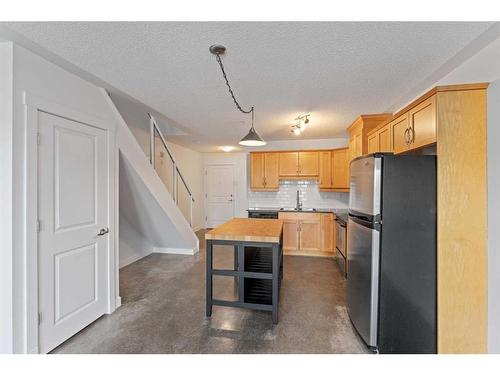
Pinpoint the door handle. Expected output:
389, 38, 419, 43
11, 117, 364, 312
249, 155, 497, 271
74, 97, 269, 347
97, 228, 109, 236
404, 128, 409, 145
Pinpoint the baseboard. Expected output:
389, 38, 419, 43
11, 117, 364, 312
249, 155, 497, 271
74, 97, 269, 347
119, 251, 151, 268
115, 296, 122, 308
154, 246, 199, 255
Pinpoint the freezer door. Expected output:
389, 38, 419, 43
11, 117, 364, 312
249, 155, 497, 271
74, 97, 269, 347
349, 155, 382, 218
346, 216, 380, 348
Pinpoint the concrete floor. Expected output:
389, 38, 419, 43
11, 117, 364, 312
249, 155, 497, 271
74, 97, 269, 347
52, 230, 370, 354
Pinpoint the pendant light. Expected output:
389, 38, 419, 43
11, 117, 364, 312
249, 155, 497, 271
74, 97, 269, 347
210, 44, 266, 146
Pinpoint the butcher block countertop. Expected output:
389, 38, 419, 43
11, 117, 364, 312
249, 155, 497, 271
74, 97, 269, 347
205, 218, 283, 243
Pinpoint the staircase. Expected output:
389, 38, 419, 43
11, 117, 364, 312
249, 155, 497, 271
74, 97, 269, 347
101, 88, 199, 261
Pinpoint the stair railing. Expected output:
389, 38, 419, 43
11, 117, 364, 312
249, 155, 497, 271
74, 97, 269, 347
148, 113, 194, 227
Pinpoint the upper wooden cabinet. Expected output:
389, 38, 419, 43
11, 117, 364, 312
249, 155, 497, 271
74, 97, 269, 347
331, 148, 349, 190
368, 123, 392, 154
391, 113, 410, 154
250, 148, 347, 191
278, 151, 319, 177
347, 114, 392, 161
389, 96, 437, 154
367, 133, 378, 154
318, 148, 349, 191
409, 95, 436, 150
319, 151, 332, 189
250, 152, 280, 191
378, 124, 391, 152
278, 152, 299, 176
298, 151, 319, 176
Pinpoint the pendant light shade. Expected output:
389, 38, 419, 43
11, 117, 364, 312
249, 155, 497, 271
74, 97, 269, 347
239, 127, 266, 146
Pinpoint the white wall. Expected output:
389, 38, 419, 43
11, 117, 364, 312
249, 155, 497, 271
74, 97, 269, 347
119, 214, 153, 268
255, 138, 348, 151
203, 152, 249, 221
0, 42, 14, 354
167, 142, 204, 231
488, 79, 500, 353
248, 180, 349, 209
7, 43, 119, 353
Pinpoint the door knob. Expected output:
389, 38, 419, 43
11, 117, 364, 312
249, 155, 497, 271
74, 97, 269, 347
97, 228, 109, 236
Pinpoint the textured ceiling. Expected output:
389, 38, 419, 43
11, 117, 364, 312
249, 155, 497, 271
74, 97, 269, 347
1, 22, 494, 150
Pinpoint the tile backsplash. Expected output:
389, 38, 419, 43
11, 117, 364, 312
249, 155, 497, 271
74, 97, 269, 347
248, 180, 349, 209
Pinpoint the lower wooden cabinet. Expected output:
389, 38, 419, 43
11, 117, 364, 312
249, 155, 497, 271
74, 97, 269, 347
282, 219, 299, 251
278, 212, 335, 257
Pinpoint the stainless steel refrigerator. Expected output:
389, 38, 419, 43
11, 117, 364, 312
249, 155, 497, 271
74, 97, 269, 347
346, 153, 437, 354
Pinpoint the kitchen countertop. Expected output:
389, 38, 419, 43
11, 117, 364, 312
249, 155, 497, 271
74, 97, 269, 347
205, 218, 283, 243
248, 207, 348, 216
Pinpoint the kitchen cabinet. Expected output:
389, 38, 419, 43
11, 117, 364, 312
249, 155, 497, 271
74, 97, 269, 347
391, 113, 410, 154
319, 151, 332, 189
379, 124, 391, 152
278, 152, 299, 176
250, 152, 279, 191
409, 95, 436, 150
331, 148, 349, 191
282, 219, 299, 251
367, 133, 378, 153
367, 123, 392, 153
278, 151, 319, 177
299, 151, 319, 176
320, 213, 335, 252
250, 148, 345, 190
391, 96, 437, 154
299, 219, 321, 251
347, 113, 392, 161
278, 212, 334, 256
319, 148, 349, 191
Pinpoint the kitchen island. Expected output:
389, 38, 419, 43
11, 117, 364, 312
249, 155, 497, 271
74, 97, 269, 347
205, 218, 283, 324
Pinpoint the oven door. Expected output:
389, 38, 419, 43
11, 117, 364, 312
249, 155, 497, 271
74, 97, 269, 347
335, 219, 346, 257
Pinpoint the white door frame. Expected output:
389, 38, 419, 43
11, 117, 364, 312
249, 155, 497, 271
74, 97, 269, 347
23, 92, 117, 353
204, 163, 235, 228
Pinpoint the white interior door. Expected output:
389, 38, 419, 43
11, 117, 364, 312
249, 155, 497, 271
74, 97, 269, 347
206, 165, 234, 228
38, 112, 109, 353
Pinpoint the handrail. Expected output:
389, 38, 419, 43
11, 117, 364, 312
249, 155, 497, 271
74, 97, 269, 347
148, 113, 195, 227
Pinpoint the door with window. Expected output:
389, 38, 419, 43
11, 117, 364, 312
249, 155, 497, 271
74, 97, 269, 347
38, 112, 109, 353
205, 165, 234, 228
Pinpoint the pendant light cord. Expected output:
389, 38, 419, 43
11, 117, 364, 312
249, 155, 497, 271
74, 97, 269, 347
214, 53, 255, 128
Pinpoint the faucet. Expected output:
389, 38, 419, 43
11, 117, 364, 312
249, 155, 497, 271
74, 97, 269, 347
296, 190, 302, 211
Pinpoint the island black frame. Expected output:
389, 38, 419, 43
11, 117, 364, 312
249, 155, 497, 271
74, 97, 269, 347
206, 235, 283, 324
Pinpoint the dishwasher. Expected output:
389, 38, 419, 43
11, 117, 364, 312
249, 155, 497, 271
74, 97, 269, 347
247, 210, 279, 219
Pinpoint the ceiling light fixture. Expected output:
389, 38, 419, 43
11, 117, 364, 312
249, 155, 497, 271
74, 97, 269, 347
290, 114, 310, 135
209, 44, 266, 147
220, 146, 234, 152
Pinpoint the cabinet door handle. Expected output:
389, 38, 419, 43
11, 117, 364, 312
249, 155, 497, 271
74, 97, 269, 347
404, 128, 410, 145
409, 126, 415, 144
